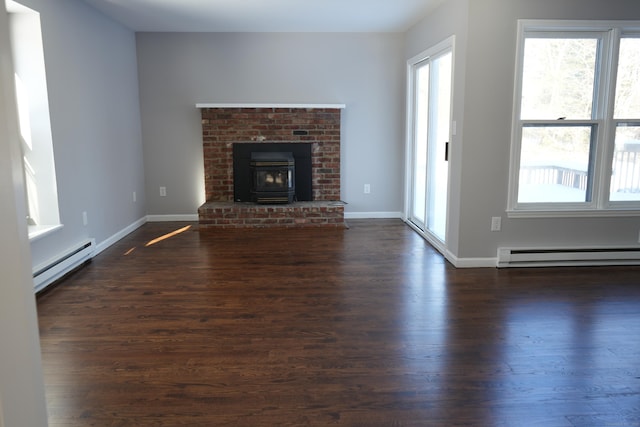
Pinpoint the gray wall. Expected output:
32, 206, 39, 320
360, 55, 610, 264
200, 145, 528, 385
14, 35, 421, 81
456, 0, 640, 259
135, 32, 406, 216
404, 0, 469, 258
17, 0, 146, 268
7, 0, 640, 273
404, 0, 640, 261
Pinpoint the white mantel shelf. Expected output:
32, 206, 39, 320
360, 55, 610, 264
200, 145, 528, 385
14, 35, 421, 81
196, 103, 346, 109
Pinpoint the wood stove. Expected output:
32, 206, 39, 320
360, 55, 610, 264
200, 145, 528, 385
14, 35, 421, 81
250, 152, 295, 204
232, 143, 313, 204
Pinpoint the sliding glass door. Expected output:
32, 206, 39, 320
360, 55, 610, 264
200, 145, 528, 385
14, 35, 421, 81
408, 41, 453, 245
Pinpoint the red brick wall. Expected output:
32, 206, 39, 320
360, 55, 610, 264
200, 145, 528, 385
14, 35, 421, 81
200, 107, 341, 202
198, 202, 344, 228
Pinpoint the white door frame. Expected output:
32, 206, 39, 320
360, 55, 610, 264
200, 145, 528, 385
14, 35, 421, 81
404, 35, 455, 256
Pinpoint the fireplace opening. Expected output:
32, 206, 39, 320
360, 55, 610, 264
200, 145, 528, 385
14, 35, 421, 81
250, 152, 295, 204
233, 143, 313, 203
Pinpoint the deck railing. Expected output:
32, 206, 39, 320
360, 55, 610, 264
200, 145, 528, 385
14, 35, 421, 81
611, 149, 640, 193
520, 149, 640, 194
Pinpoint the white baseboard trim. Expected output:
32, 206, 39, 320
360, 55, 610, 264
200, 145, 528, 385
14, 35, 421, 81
146, 214, 199, 222
344, 211, 403, 219
447, 254, 497, 268
403, 220, 497, 268
95, 217, 147, 256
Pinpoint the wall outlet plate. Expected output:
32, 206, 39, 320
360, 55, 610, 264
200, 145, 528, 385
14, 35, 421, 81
491, 216, 501, 232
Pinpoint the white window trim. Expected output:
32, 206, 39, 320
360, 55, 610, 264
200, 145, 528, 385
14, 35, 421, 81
507, 19, 640, 218
8, 1, 62, 232
28, 224, 63, 242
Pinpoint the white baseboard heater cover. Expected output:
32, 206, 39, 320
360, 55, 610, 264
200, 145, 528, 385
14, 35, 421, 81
497, 246, 640, 268
33, 239, 95, 293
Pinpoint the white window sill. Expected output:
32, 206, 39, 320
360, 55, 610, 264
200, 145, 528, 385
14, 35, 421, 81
507, 210, 640, 219
28, 224, 63, 242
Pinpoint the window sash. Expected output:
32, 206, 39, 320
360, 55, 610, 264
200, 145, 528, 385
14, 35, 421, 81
610, 121, 640, 203
514, 122, 598, 209
519, 33, 602, 121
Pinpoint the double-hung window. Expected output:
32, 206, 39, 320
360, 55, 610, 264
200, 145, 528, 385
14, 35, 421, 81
509, 20, 640, 216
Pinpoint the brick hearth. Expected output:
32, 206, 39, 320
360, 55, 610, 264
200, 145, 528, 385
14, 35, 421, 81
196, 105, 346, 228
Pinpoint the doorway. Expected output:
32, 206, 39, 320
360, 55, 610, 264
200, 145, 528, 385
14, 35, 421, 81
406, 38, 453, 251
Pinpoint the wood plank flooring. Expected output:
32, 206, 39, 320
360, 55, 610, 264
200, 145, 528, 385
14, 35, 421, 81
37, 220, 640, 426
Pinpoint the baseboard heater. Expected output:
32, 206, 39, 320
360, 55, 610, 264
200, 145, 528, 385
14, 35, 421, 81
497, 246, 640, 268
33, 239, 96, 293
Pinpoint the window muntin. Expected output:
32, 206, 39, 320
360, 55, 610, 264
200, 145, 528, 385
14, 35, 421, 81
510, 22, 640, 214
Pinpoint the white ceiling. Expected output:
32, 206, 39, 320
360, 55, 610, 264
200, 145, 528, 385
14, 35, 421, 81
78, 0, 445, 33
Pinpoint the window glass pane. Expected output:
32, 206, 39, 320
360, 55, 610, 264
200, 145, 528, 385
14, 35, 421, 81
426, 52, 451, 241
518, 126, 592, 203
610, 125, 640, 201
411, 62, 429, 225
520, 38, 598, 120
614, 38, 640, 119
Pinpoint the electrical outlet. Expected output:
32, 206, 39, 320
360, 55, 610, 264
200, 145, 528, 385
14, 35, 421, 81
82, 211, 88, 226
364, 184, 371, 194
491, 216, 501, 232
159, 186, 167, 197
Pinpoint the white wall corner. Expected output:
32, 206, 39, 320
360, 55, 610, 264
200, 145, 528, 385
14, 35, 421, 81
446, 253, 498, 268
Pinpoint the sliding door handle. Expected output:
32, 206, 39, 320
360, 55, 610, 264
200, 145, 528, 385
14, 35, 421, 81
444, 142, 449, 162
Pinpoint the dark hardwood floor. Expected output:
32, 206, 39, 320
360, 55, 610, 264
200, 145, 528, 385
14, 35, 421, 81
37, 220, 640, 426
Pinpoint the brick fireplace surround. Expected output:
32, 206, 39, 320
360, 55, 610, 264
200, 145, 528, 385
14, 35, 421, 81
196, 104, 346, 228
